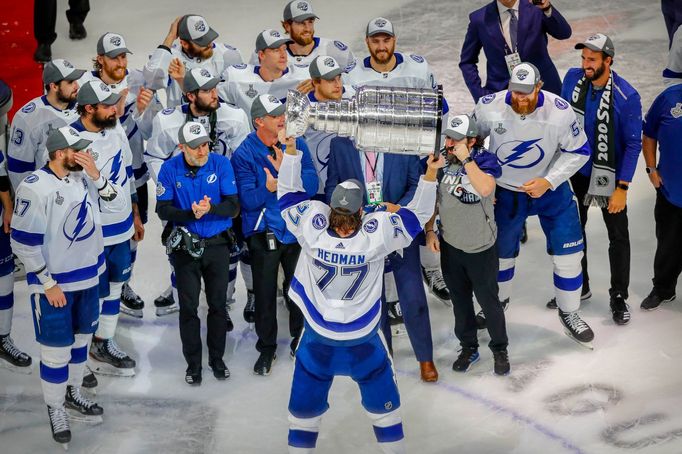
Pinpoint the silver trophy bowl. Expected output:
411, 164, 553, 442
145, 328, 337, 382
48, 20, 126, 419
285, 85, 442, 155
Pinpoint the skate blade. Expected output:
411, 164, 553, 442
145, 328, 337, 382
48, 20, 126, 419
119, 307, 143, 318
88, 360, 135, 377
563, 329, 594, 350
155, 305, 179, 316
60, 442, 69, 451
0, 360, 33, 375
66, 409, 103, 425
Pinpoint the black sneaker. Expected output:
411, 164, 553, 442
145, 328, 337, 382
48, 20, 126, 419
69, 22, 87, 40
476, 298, 508, 330
493, 350, 510, 376
243, 290, 255, 324
610, 295, 631, 325
208, 358, 230, 380
254, 352, 277, 376
547, 287, 592, 309
33, 43, 51, 62
640, 291, 676, 311
452, 347, 480, 372
185, 366, 202, 385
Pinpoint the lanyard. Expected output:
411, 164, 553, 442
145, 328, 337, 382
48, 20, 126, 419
364, 152, 379, 182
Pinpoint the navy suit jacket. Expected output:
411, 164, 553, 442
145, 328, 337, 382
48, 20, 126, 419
324, 137, 421, 206
459, 0, 571, 102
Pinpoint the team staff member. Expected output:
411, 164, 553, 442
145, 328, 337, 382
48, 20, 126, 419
425, 115, 509, 375
156, 121, 239, 385
557, 34, 642, 325
231, 95, 318, 376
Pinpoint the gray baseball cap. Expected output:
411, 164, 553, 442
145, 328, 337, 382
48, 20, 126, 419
256, 29, 293, 52
575, 33, 615, 57
184, 67, 220, 92
309, 55, 343, 80
330, 179, 363, 214
46, 125, 92, 153
77, 80, 121, 106
443, 114, 478, 141
42, 59, 85, 85
283, 0, 319, 22
251, 94, 286, 120
178, 121, 211, 148
178, 15, 219, 47
366, 17, 395, 37
97, 32, 132, 58
508, 62, 541, 94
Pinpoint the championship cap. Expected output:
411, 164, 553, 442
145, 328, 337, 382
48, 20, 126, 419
183, 67, 220, 92
97, 32, 132, 58
250, 94, 286, 120
309, 55, 343, 80
42, 59, 85, 85
77, 80, 121, 105
283, 1, 319, 22
178, 121, 211, 148
508, 62, 541, 94
366, 17, 395, 37
46, 125, 92, 153
574, 33, 615, 57
178, 15, 219, 47
443, 114, 478, 141
330, 179, 363, 214
256, 29, 293, 52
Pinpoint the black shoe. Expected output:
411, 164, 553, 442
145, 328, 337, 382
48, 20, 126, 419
225, 310, 234, 332
493, 350, 510, 376
476, 298, 508, 330
81, 369, 98, 388
208, 358, 230, 380
290, 336, 300, 359
243, 290, 255, 324
254, 352, 276, 376
69, 22, 87, 40
185, 366, 202, 385
640, 291, 676, 311
610, 295, 631, 325
452, 347, 479, 372
33, 43, 51, 63
547, 287, 592, 309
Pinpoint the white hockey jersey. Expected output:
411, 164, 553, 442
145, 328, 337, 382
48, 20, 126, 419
278, 152, 436, 341
145, 102, 250, 182
218, 63, 308, 116
248, 37, 355, 72
474, 90, 591, 191
344, 52, 439, 91
71, 119, 135, 246
7, 96, 79, 189
144, 43, 244, 109
10, 167, 126, 294
79, 69, 162, 188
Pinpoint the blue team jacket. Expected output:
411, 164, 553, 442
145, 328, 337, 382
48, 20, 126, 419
231, 132, 318, 244
561, 68, 642, 183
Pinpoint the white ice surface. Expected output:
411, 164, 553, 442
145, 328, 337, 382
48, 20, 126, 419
2, 1, 682, 453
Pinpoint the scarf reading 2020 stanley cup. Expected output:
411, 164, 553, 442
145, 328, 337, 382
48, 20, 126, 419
570, 72, 615, 207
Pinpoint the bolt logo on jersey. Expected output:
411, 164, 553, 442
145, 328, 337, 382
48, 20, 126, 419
21, 102, 36, 113
207, 173, 217, 184
555, 98, 569, 110
363, 219, 378, 233
110, 36, 121, 46
495, 139, 545, 169
63, 194, 96, 247
312, 213, 327, 230
104, 150, 127, 186
481, 94, 496, 104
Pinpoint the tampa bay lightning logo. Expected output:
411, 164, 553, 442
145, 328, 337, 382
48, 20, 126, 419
63, 194, 96, 247
110, 36, 122, 46
270, 30, 281, 38
334, 41, 348, 51
206, 173, 217, 183
495, 139, 545, 169
233, 63, 247, 70
312, 213, 327, 230
516, 69, 529, 81
481, 93, 496, 104
554, 98, 569, 110
374, 19, 387, 28
297, 1, 309, 11
104, 149, 127, 185
450, 117, 463, 128
21, 102, 36, 113
189, 124, 202, 135
410, 54, 424, 63
200, 69, 211, 78
195, 21, 206, 33
323, 57, 335, 68
63, 60, 74, 68
363, 219, 378, 233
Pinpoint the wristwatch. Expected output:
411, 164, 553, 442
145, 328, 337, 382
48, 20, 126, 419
645, 166, 657, 174
616, 183, 629, 191
460, 156, 474, 166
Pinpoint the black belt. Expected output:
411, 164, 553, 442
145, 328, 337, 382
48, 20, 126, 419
198, 228, 235, 248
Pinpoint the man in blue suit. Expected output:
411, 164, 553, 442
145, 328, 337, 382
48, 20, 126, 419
459, 0, 572, 102
325, 137, 438, 382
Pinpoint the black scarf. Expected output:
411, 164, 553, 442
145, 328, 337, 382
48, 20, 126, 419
569, 72, 615, 207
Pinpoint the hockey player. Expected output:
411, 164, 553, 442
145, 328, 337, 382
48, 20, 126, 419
71, 80, 140, 375
11, 125, 125, 446
81, 32, 158, 318
0, 144, 31, 372
146, 68, 250, 316
7, 59, 84, 189
219, 29, 312, 116
474, 62, 595, 348
144, 15, 243, 109
247, 1, 355, 73
279, 132, 443, 454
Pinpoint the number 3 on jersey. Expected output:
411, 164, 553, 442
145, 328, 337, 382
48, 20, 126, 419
313, 259, 369, 300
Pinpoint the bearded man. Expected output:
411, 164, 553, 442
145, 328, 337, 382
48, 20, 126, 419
474, 62, 596, 348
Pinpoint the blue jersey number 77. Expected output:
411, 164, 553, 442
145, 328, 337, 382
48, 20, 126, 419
313, 259, 369, 300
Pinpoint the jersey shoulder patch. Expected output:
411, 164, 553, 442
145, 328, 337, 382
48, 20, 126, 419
232, 63, 247, 70
481, 93, 496, 104
363, 218, 378, 233
21, 102, 36, 113
554, 97, 569, 110
410, 54, 425, 64
162, 108, 175, 115
223, 43, 237, 51
23, 174, 39, 184
333, 40, 348, 51
345, 60, 357, 72
312, 213, 328, 230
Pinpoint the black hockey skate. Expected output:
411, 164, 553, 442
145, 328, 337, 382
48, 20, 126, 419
0, 334, 32, 373
65, 385, 103, 423
388, 301, 406, 336
47, 405, 71, 448
89, 338, 136, 377
422, 266, 451, 304
81, 367, 98, 389
154, 289, 179, 316
547, 287, 592, 309
558, 309, 594, 349
120, 283, 144, 318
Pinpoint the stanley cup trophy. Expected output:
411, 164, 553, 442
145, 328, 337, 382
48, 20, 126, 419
285, 85, 445, 156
